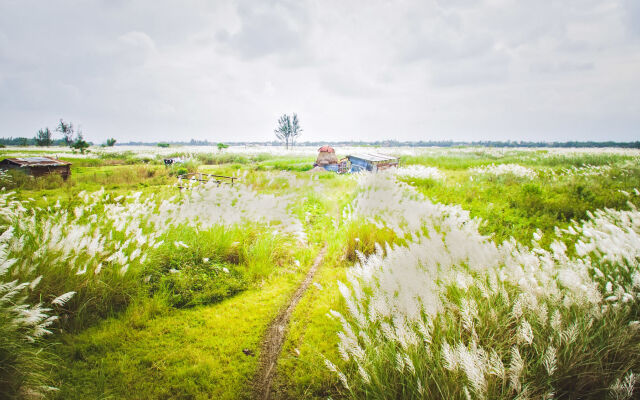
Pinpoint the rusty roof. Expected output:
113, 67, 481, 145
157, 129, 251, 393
2, 157, 71, 166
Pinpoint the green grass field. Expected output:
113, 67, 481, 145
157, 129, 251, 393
1, 146, 640, 399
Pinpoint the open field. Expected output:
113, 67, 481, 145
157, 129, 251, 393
2, 145, 640, 399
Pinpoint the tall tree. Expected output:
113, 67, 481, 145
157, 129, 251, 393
35, 127, 53, 146
274, 113, 303, 150
56, 119, 74, 146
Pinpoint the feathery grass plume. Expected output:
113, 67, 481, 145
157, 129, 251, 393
517, 319, 534, 345
404, 354, 416, 375
357, 364, 370, 384
416, 378, 424, 395
550, 309, 562, 332
51, 291, 76, 306
509, 346, 524, 393
470, 163, 537, 179
537, 302, 548, 326
456, 342, 487, 394
487, 349, 505, 378
460, 298, 478, 332
442, 341, 458, 371
395, 352, 405, 373
609, 371, 637, 400
543, 346, 557, 376
561, 323, 578, 345
337, 371, 350, 391
394, 165, 444, 180
463, 386, 473, 400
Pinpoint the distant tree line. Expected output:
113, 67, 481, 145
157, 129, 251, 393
0, 137, 68, 146
0, 119, 119, 151
112, 140, 640, 148
3, 136, 639, 149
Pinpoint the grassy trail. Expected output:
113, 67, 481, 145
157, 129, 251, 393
253, 245, 327, 399
52, 249, 322, 400
270, 260, 347, 399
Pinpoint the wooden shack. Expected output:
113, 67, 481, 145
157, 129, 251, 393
0, 157, 71, 180
345, 153, 399, 172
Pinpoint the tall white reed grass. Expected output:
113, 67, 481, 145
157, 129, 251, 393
328, 174, 640, 398
8, 180, 305, 281
394, 165, 444, 181
470, 163, 538, 179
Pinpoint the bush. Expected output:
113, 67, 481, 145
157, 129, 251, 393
195, 153, 249, 165
341, 218, 402, 262
169, 160, 200, 177
152, 261, 246, 307
1, 170, 67, 191
143, 224, 295, 307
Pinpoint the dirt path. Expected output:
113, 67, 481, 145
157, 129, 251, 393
253, 245, 327, 400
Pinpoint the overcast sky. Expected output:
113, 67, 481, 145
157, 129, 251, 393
1, 0, 639, 143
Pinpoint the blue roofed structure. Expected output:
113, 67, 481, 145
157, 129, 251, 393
344, 153, 399, 173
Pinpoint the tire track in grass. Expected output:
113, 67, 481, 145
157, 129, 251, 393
253, 244, 327, 400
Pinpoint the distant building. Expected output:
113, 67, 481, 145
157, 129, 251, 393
345, 153, 399, 172
0, 157, 71, 180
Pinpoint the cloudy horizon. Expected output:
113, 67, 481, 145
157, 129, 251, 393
1, 0, 639, 143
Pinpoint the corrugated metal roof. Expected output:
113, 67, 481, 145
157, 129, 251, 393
3, 157, 71, 166
347, 153, 398, 162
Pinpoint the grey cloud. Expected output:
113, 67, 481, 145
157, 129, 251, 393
400, 32, 495, 63
319, 71, 382, 98
217, 1, 309, 61
530, 61, 595, 75
623, 0, 640, 36
429, 51, 510, 87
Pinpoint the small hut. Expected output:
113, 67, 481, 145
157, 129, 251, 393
0, 157, 71, 180
346, 153, 398, 172
315, 145, 339, 171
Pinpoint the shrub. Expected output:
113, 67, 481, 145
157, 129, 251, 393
150, 260, 246, 308
143, 224, 295, 307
